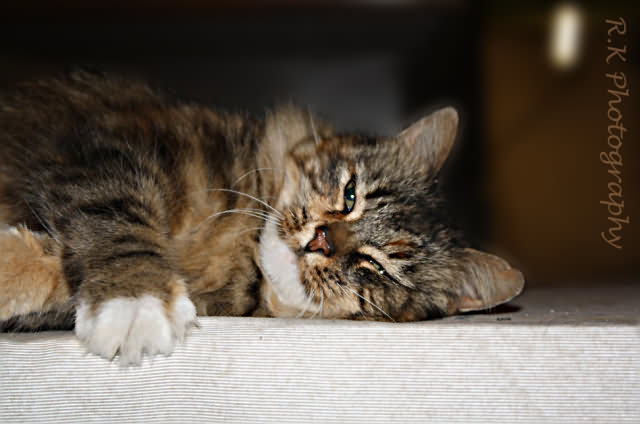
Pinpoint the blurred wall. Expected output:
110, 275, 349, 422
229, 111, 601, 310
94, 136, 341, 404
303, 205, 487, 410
483, 2, 639, 284
0, 1, 484, 241
1, 1, 637, 286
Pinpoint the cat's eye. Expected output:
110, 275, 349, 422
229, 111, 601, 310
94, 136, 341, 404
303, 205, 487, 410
368, 258, 386, 275
343, 179, 356, 213
357, 253, 393, 280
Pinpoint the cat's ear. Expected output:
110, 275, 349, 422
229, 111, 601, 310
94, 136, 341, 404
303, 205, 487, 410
397, 107, 458, 172
450, 248, 525, 313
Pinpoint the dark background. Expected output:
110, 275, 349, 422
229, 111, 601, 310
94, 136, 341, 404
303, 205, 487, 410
1, 1, 638, 287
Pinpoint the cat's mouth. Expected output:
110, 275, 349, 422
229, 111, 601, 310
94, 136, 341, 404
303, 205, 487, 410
258, 221, 321, 316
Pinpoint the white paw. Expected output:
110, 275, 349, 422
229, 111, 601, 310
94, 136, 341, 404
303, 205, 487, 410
75, 293, 197, 365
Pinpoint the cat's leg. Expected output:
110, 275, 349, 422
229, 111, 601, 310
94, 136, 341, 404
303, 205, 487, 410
0, 226, 69, 321
45, 174, 198, 365
64, 223, 198, 364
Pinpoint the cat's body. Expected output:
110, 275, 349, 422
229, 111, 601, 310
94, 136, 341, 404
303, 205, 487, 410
0, 72, 524, 364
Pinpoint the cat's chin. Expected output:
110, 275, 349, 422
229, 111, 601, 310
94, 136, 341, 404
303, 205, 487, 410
258, 221, 321, 316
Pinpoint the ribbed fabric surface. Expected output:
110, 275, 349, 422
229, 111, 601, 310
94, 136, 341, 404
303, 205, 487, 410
1, 317, 638, 423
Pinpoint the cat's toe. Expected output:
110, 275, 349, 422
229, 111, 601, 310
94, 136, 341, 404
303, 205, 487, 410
75, 292, 197, 365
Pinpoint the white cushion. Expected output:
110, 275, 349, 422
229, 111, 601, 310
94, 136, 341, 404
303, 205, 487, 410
1, 284, 639, 423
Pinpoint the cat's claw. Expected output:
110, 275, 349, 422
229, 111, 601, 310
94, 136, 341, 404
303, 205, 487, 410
75, 292, 197, 365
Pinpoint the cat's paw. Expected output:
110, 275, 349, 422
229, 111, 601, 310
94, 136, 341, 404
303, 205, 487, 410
75, 286, 197, 365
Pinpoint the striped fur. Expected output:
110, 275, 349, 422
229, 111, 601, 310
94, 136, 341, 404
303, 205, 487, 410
0, 72, 524, 361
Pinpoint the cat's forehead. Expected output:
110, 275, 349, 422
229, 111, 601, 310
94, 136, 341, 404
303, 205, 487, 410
291, 133, 419, 176
287, 132, 440, 220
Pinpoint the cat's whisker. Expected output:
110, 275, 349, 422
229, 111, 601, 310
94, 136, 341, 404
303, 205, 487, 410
230, 210, 282, 225
239, 211, 281, 225
335, 282, 369, 321
277, 123, 285, 161
181, 187, 281, 219
204, 188, 283, 217
228, 207, 282, 223
310, 289, 322, 319
213, 209, 280, 225
342, 285, 395, 323
297, 286, 316, 318
230, 226, 266, 237
24, 200, 60, 245
309, 271, 327, 319
189, 209, 281, 235
231, 168, 283, 188
308, 107, 320, 146
306, 288, 318, 319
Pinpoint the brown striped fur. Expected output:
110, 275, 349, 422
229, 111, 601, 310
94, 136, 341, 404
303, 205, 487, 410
0, 72, 524, 350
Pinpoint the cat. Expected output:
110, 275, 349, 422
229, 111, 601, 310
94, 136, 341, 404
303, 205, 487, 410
0, 71, 524, 364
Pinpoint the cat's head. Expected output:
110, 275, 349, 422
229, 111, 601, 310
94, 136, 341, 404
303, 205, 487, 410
259, 107, 524, 321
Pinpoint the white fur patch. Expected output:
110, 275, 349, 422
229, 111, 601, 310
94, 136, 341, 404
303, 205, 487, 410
1, 226, 21, 236
259, 221, 320, 313
75, 292, 196, 365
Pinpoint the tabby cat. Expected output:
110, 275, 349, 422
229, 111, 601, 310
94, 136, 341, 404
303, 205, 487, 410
0, 72, 524, 364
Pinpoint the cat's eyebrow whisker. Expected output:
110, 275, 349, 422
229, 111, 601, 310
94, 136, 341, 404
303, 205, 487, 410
342, 285, 395, 323
204, 188, 283, 217
231, 168, 283, 188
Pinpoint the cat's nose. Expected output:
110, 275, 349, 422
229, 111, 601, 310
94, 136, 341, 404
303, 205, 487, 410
305, 226, 334, 257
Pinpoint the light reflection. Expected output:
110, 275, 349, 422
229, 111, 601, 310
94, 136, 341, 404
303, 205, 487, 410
549, 3, 585, 70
